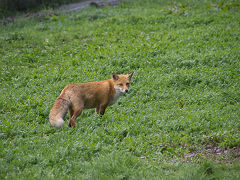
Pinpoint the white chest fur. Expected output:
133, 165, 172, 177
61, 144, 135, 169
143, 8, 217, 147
109, 86, 123, 106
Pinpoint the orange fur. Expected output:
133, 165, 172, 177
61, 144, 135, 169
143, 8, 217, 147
49, 72, 134, 128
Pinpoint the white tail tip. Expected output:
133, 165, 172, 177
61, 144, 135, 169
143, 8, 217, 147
50, 118, 64, 128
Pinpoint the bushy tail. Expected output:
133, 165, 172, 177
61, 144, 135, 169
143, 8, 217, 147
49, 98, 70, 128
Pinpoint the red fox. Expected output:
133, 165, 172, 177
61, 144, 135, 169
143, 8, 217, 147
49, 72, 134, 128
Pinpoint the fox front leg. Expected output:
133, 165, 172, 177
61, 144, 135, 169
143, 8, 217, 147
95, 106, 100, 114
99, 104, 107, 115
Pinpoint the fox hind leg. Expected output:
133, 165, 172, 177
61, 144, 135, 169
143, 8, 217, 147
68, 106, 83, 128
68, 106, 74, 121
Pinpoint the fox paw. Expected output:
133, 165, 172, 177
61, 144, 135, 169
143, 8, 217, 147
68, 121, 76, 128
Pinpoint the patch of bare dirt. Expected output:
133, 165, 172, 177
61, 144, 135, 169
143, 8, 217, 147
1, 0, 123, 24
60, 0, 122, 13
183, 145, 240, 164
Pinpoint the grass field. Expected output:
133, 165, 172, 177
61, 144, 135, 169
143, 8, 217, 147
1, 0, 240, 179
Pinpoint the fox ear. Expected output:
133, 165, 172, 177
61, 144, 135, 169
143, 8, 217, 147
128, 72, 134, 80
112, 73, 119, 80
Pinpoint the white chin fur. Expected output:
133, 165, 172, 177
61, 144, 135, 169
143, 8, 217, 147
114, 86, 125, 94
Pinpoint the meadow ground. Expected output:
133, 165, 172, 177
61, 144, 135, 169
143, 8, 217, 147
0, 0, 240, 179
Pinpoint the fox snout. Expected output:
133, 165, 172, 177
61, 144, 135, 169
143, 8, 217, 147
120, 87, 129, 93
116, 86, 129, 94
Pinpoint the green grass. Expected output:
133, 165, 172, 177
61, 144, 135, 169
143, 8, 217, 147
1, 0, 240, 179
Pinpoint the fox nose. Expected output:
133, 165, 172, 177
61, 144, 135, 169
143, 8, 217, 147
125, 89, 128, 93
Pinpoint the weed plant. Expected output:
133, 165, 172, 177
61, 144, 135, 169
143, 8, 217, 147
0, 0, 240, 179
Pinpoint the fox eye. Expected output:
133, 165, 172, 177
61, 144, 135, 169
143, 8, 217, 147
118, 83, 123, 86
126, 83, 130, 86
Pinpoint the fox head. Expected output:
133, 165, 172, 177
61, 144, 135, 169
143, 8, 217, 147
112, 72, 134, 94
